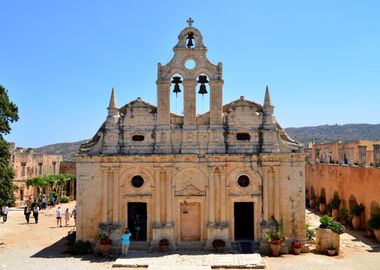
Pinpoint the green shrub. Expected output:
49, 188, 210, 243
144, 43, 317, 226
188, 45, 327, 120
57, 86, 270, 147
306, 224, 316, 240
339, 208, 349, 223
330, 193, 341, 209
350, 203, 365, 216
368, 213, 380, 230
60, 197, 69, 203
319, 215, 345, 234
69, 240, 92, 255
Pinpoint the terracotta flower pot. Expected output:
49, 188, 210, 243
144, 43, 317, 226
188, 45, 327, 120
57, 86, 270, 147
159, 244, 169, 252
293, 247, 301, 255
319, 203, 327, 214
332, 209, 339, 220
309, 199, 316, 209
269, 242, 281, 257
327, 249, 336, 256
352, 216, 362, 230
374, 229, 380, 243
99, 244, 110, 254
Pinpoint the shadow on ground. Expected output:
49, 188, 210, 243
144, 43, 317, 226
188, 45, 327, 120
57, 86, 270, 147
31, 237, 114, 263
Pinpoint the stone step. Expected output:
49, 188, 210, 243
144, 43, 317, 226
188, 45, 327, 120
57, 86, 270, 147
130, 241, 151, 250
176, 241, 206, 250
231, 241, 260, 254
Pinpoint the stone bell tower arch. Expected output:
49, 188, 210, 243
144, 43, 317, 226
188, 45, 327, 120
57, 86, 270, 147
156, 18, 224, 128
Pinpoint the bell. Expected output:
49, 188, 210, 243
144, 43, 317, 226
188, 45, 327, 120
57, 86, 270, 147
187, 32, 194, 48
198, 84, 208, 95
173, 84, 181, 95
187, 38, 193, 48
197, 75, 209, 84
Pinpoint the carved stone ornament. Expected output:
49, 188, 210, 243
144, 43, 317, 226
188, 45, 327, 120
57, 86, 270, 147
175, 182, 206, 196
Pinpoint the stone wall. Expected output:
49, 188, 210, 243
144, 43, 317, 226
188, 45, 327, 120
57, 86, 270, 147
306, 162, 380, 223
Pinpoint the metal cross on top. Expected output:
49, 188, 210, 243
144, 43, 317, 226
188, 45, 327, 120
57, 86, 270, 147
187, 17, 194, 27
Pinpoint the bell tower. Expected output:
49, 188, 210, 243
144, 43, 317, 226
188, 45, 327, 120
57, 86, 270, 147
156, 19, 223, 128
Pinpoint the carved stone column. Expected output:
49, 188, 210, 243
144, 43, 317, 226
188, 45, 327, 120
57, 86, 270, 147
358, 145, 367, 166
183, 79, 197, 128
101, 168, 109, 223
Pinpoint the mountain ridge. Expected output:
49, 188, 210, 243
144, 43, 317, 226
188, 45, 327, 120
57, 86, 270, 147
32, 123, 380, 161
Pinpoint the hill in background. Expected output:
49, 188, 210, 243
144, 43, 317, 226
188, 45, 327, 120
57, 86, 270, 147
33, 124, 380, 161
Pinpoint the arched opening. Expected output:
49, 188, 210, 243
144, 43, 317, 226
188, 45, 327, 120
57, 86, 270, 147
320, 188, 326, 204
310, 186, 315, 197
196, 74, 210, 115
349, 195, 357, 209
186, 31, 195, 48
170, 74, 184, 115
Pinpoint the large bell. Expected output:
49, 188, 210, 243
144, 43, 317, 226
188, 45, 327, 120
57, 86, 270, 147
171, 76, 182, 96
197, 75, 209, 84
173, 84, 181, 95
198, 84, 208, 95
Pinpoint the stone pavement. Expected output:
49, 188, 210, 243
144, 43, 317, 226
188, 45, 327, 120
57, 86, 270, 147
113, 251, 265, 269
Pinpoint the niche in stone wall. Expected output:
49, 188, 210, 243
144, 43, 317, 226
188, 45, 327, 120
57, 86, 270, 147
370, 201, 380, 215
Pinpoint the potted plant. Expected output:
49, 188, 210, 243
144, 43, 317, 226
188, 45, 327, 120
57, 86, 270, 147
338, 208, 349, 225
368, 213, 380, 242
316, 215, 344, 254
265, 231, 285, 257
319, 196, 327, 214
292, 241, 302, 255
212, 239, 226, 253
327, 244, 336, 256
159, 239, 170, 252
350, 203, 365, 230
98, 233, 112, 254
330, 193, 341, 219
309, 194, 316, 209
306, 224, 316, 243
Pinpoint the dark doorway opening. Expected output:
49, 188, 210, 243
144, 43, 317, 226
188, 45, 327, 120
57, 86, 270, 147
234, 202, 254, 241
128, 202, 147, 241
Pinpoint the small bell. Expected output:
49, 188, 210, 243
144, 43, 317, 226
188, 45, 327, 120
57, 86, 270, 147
173, 84, 181, 96
187, 32, 194, 48
198, 84, 208, 95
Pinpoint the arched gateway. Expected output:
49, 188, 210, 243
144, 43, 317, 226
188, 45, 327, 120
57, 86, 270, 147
76, 19, 306, 253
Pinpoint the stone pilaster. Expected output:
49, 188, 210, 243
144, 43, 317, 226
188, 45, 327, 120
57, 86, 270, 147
156, 80, 171, 127
374, 144, 380, 167
183, 79, 197, 128
209, 79, 223, 126
358, 145, 367, 166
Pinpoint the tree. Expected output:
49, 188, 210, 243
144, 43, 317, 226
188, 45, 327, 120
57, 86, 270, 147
0, 85, 19, 207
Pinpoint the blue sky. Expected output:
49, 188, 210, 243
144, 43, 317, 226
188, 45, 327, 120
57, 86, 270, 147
1, 0, 379, 148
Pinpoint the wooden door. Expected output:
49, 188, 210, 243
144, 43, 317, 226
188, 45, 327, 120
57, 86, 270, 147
180, 202, 201, 241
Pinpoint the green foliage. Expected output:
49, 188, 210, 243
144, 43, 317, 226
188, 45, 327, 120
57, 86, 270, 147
319, 215, 345, 234
350, 203, 365, 216
327, 244, 336, 250
0, 85, 19, 207
60, 197, 69, 203
306, 224, 316, 240
368, 213, 380, 230
265, 217, 285, 244
26, 174, 76, 188
330, 193, 341, 209
69, 240, 92, 255
339, 208, 349, 223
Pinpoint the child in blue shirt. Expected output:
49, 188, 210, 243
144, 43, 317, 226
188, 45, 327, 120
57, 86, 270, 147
121, 228, 132, 256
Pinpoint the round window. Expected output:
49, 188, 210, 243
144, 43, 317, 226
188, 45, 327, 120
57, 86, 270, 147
185, 59, 196, 70
131, 175, 144, 188
237, 175, 250, 188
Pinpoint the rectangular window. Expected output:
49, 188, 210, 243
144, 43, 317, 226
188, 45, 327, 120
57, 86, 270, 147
52, 161, 57, 174
21, 162, 26, 177
38, 163, 43, 175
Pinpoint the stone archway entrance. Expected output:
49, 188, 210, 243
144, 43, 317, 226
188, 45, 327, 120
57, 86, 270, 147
234, 202, 254, 240
180, 202, 201, 241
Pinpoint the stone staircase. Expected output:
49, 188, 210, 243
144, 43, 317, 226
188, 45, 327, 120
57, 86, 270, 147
176, 241, 206, 252
231, 241, 260, 254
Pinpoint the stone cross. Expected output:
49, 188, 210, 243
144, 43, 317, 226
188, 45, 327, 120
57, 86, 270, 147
187, 18, 194, 27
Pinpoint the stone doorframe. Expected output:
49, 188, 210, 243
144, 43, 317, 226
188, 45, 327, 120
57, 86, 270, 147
228, 196, 262, 241
122, 196, 153, 241
174, 196, 206, 244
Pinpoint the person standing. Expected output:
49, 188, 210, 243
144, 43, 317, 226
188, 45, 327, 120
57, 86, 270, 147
24, 205, 31, 223
56, 206, 62, 227
134, 214, 141, 240
121, 228, 132, 257
64, 208, 70, 226
41, 195, 47, 210
71, 205, 77, 225
32, 204, 39, 224
1, 205, 9, 223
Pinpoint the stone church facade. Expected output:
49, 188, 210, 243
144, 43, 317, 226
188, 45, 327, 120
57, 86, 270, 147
76, 20, 306, 252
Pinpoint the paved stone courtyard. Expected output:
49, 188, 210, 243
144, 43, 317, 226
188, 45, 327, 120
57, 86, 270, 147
1, 202, 380, 270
